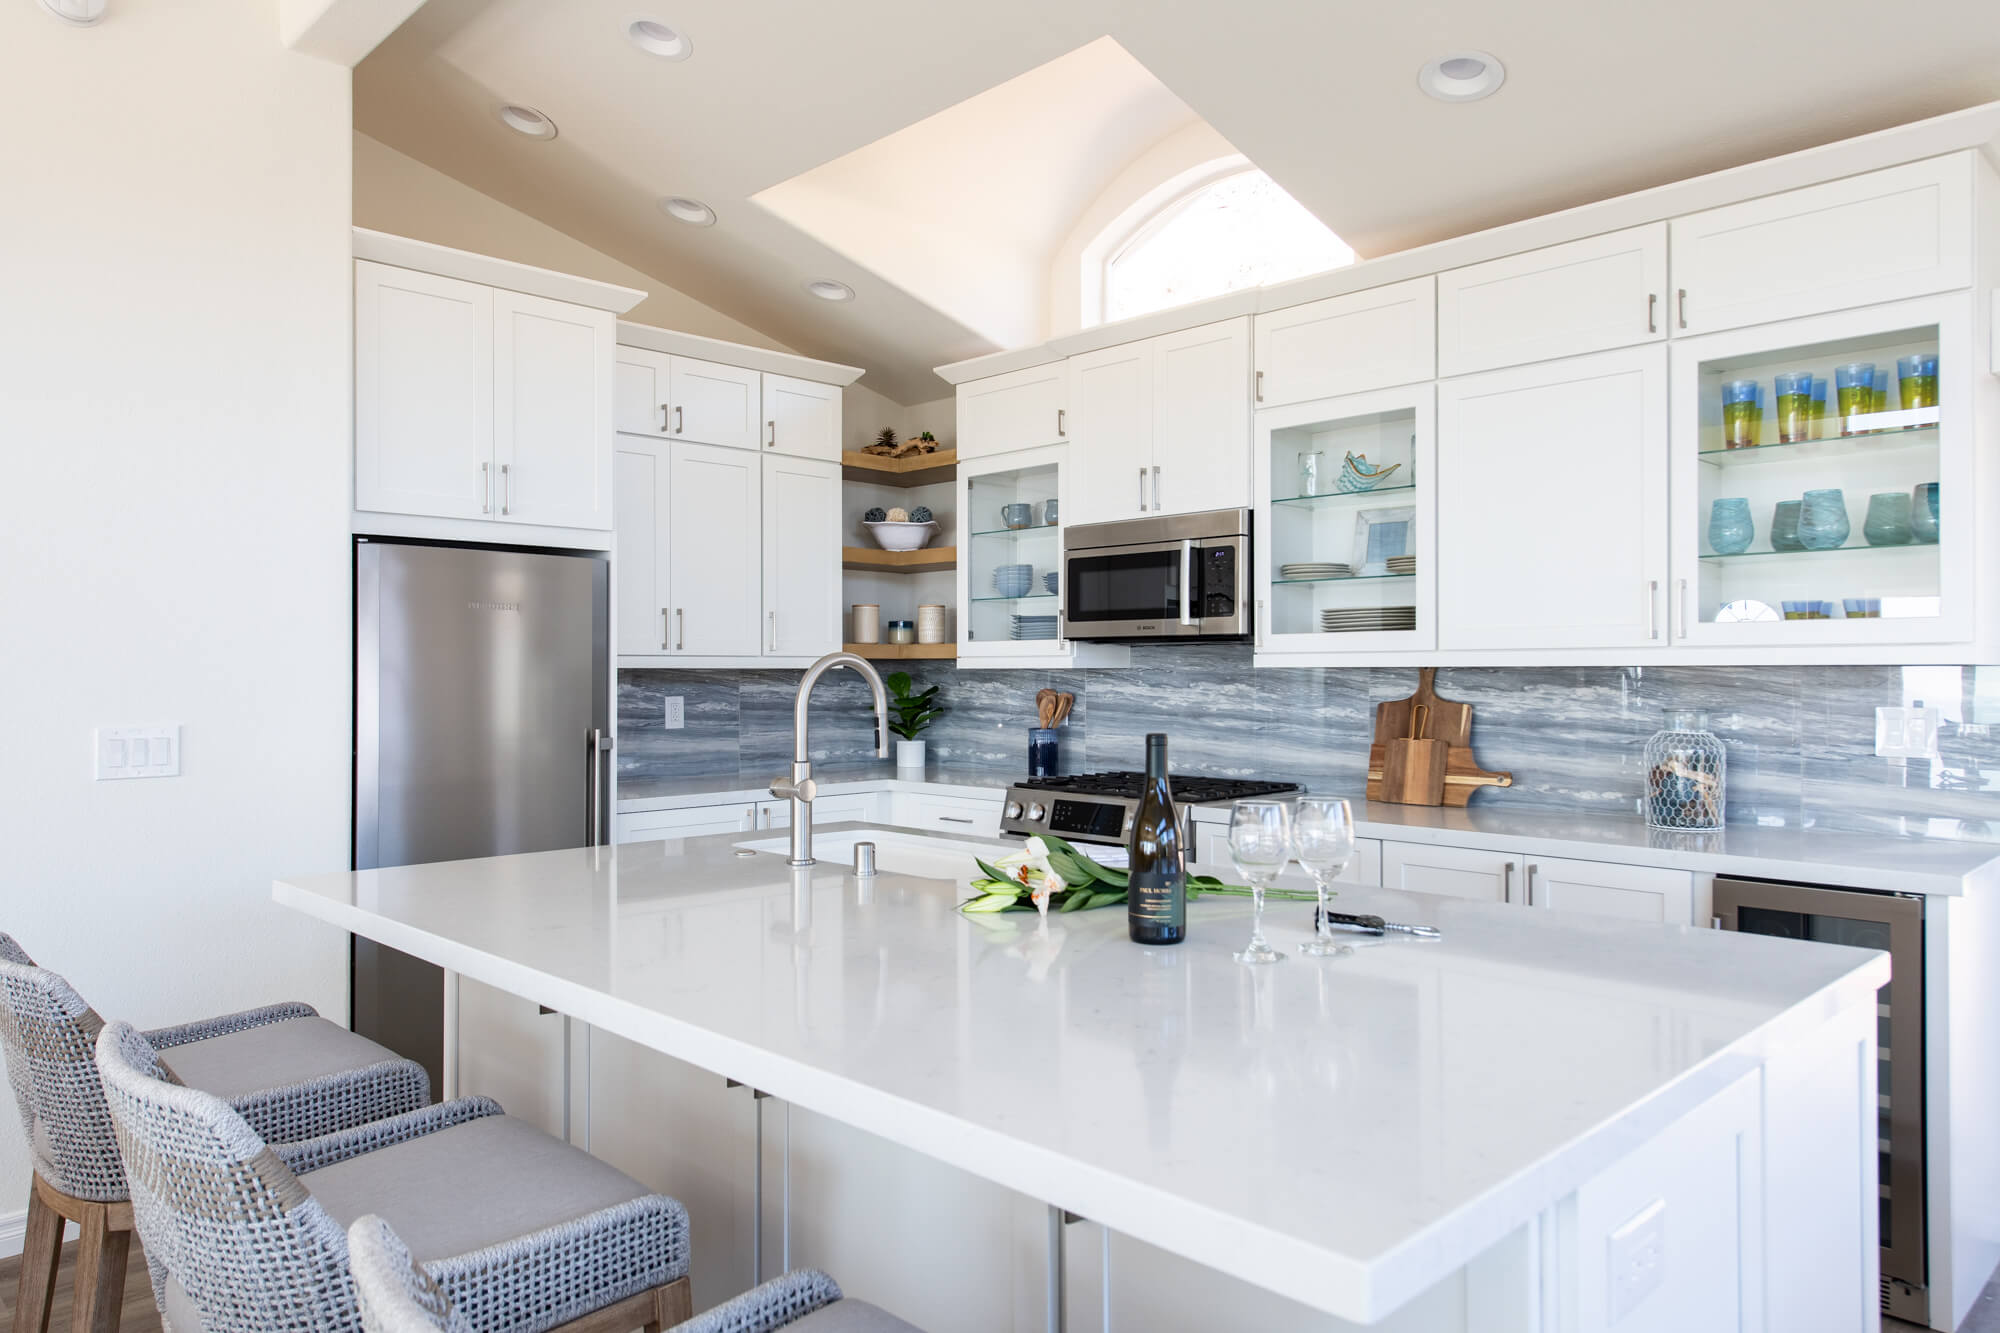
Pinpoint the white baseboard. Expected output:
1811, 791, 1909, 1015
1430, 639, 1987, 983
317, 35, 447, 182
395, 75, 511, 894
0, 1206, 78, 1259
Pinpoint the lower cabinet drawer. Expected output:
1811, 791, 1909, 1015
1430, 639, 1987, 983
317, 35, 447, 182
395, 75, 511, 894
756, 794, 876, 829
615, 802, 757, 843
890, 793, 1001, 837
1524, 855, 1695, 924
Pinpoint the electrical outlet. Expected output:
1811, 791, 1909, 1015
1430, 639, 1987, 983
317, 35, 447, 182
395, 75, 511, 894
1606, 1199, 1666, 1321
94, 725, 180, 780
1877, 706, 1940, 758
662, 696, 685, 730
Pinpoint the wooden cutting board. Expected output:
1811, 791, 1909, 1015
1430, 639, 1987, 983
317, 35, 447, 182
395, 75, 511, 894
1366, 745, 1513, 807
1371, 667, 1472, 749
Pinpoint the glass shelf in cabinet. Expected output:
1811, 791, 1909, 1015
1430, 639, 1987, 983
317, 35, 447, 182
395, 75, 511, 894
969, 525, 1061, 538
1698, 543, 1934, 561
1272, 571, 1417, 585
969, 592, 1061, 603
1698, 421, 1938, 467
1271, 482, 1418, 508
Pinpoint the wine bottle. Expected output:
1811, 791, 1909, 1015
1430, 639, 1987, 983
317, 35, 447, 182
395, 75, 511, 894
1127, 733, 1186, 945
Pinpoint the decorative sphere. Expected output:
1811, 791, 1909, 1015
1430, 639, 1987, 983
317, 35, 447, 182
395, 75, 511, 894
885, 506, 910, 523
909, 505, 934, 523
863, 507, 888, 523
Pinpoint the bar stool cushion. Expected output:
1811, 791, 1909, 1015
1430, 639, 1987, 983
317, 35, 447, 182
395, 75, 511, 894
303, 1114, 655, 1261
783, 1302, 926, 1332
158, 1016, 412, 1101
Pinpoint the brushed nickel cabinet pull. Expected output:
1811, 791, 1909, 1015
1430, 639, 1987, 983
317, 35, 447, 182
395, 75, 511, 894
1526, 865, 1539, 907
1502, 862, 1515, 904
768, 611, 777, 652
1057, 408, 1066, 437
661, 404, 671, 432
1152, 465, 1161, 512
1677, 578, 1689, 639
660, 608, 670, 651
766, 421, 776, 448
675, 405, 684, 434
500, 463, 511, 515
1137, 468, 1148, 512
1255, 369, 1265, 402
1648, 293, 1658, 334
1677, 288, 1688, 329
675, 608, 685, 651
1648, 580, 1660, 640
481, 462, 491, 514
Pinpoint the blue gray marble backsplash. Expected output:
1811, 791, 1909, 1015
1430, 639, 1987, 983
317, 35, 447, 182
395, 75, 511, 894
619, 649, 2000, 841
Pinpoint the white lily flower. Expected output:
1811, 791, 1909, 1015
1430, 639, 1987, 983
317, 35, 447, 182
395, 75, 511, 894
993, 837, 1068, 919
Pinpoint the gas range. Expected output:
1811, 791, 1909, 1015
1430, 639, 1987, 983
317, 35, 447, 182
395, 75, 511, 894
999, 771, 1301, 845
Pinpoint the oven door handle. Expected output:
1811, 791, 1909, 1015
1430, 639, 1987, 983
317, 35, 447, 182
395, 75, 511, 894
1179, 539, 1195, 627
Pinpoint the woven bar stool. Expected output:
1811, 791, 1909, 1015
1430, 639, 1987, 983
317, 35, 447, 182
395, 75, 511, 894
0, 932, 429, 1333
349, 1215, 925, 1333
95, 1020, 693, 1333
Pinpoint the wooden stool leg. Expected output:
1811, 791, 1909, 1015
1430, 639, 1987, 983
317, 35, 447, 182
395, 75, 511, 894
14, 1178, 64, 1333
68, 1202, 129, 1333
649, 1276, 693, 1331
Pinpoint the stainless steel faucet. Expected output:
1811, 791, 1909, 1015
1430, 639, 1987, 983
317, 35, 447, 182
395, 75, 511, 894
770, 651, 890, 867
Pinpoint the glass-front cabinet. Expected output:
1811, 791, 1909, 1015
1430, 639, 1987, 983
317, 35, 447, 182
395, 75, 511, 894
1254, 384, 1436, 657
1668, 295, 1970, 648
956, 444, 1128, 667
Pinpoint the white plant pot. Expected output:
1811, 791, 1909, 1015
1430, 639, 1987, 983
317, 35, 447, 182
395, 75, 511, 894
896, 739, 926, 770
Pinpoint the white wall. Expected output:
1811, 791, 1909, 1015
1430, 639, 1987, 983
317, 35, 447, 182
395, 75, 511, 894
0, 0, 354, 1241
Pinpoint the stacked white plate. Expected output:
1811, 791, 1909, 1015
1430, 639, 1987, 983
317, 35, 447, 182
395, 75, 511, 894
1320, 606, 1416, 633
1011, 614, 1060, 641
1386, 555, 1417, 575
1279, 562, 1352, 581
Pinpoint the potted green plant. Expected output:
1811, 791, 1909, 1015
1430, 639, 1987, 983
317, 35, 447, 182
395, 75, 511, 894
884, 671, 942, 769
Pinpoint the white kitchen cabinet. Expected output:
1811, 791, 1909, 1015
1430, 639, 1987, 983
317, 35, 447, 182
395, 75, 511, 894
614, 439, 672, 655
1436, 345, 1668, 651
614, 346, 762, 451
956, 362, 1067, 460
1065, 318, 1252, 525
667, 442, 761, 656
1522, 856, 1694, 924
761, 373, 841, 462
616, 802, 757, 843
355, 261, 494, 521
888, 791, 1001, 837
1253, 276, 1436, 407
757, 794, 879, 829
1063, 341, 1153, 526
1670, 154, 1973, 337
1437, 224, 1666, 376
761, 454, 842, 657
492, 290, 613, 530
1381, 842, 1518, 903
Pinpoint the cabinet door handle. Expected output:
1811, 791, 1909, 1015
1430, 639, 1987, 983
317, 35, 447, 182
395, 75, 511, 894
1648, 580, 1660, 640
675, 405, 684, 434
1152, 465, 1162, 512
1502, 862, 1515, 903
1137, 468, 1148, 512
768, 611, 778, 652
675, 608, 685, 652
1647, 293, 1658, 334
766, 420, 776, 448
1526, 864, 1538, 907
481, 462, 491, 514
1255, 599, 1265, 648
500, 463, 511, 516
660, 608, 670, 651
1677, 288, 1688, 329
1255, 369, 1265, 402
938, 815, 975, 825
1676, 578, 1689, 640
1057, 408, 1066, 437
661, 404, 671, 432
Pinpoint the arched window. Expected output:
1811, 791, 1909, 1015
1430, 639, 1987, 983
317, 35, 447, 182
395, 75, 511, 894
1099, 169, 1354, 324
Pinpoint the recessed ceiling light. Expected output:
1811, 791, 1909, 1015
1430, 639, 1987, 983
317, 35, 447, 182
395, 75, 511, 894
1418, 51, 1505, 102
496, 104, 558, 139
804, 279, 855, 303
628, 19, 692, 60
659, 196, 716, 226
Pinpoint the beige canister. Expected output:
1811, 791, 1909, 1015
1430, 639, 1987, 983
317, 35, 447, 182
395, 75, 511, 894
917, 604, 947, 644
852, 603, 881, 644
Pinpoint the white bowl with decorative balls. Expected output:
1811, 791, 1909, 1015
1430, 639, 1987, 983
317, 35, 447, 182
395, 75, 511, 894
862, 504, 938, 551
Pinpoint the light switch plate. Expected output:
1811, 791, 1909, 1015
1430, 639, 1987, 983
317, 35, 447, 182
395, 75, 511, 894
1877, 706, 1941, 758
94, 725, 180, 780
1607, 1198, 1666, 1321
662, 697, 685, 729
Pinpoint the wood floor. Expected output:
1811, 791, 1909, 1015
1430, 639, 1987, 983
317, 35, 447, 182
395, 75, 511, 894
0, 1237, 162, 1333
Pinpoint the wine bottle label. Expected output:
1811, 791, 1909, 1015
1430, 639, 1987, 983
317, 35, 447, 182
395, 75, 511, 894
1129, 874, 1184, 924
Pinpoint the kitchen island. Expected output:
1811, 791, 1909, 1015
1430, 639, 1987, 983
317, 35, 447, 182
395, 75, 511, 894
277, 825, 1887, 1332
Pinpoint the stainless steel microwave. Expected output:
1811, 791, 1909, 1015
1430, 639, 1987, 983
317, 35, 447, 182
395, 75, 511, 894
1060, 507, 1251, 641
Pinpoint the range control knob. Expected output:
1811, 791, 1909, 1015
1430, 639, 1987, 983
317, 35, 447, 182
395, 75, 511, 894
1004, 800, 1024, 820
1026, 802, 1047, 822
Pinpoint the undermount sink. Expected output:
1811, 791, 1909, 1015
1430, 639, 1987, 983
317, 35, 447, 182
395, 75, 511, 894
732, 827, 997, 882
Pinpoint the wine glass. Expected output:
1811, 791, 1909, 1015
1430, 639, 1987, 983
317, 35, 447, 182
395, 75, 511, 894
1228, 800, 1292, 965
1291, 797, 1355, 957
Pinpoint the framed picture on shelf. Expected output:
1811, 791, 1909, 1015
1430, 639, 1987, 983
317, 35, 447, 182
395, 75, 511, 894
1352, 506, 1414, 575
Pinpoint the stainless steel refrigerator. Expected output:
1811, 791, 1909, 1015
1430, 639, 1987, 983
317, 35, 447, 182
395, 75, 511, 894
353, 538, 610, 1093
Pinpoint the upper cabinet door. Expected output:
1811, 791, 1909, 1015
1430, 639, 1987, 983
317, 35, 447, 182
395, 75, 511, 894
1670, 155, 1973, 337
1437, 224, 1667, 376
762, 373, 841, 461
1436, 345, 1668, 651
1152, 318, 1252, 515
761, 455, 842, 657
492, 291, 614, 530
613, 439, 672, 657
1253, 276, 1435, 408
666, 442, 761, 655
355, 261, 494, 519
1064, 341, 1155, 527
672, 357, 762, 450
956, 363, 1067, 460
614, 346, 673, 436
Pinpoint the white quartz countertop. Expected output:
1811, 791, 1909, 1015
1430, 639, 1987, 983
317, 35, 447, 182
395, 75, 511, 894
617, 769, 2000, 895
276, 825, 1888, 1322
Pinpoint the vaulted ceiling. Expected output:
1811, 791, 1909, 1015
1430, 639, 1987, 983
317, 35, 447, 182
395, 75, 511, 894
358, 0, 2000, 403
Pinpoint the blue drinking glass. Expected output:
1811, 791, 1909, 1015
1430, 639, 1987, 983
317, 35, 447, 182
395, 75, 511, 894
1911, 482, 1939, 543
1769, 500, 1803, 552
1707, 498, 1754, 555
1797, 489, 1850, 550
1863, 492, 1912, 546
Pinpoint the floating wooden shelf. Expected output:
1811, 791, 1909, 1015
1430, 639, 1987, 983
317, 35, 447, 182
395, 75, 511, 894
841, 449, 958, 488
842, 545, 957, 573
844, 641, 956, 660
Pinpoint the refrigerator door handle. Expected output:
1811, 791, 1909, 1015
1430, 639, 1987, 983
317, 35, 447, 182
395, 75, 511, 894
586, 728, 612, 847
